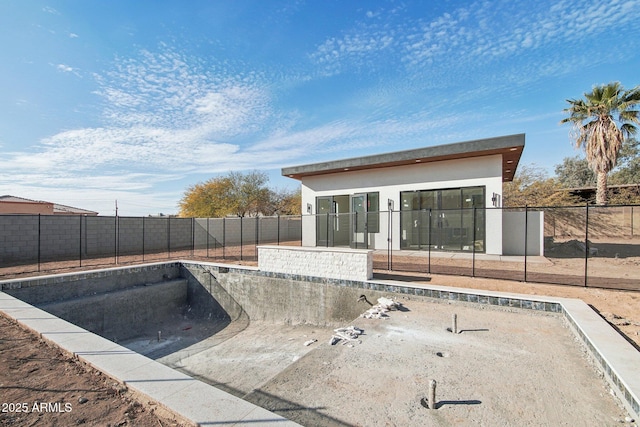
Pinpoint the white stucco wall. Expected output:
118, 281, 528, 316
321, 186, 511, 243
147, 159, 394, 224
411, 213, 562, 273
300, 155, 505, 254
502, 211, 545, 256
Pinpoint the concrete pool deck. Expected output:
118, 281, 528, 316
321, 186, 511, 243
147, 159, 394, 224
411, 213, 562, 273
1, 260, 639, 425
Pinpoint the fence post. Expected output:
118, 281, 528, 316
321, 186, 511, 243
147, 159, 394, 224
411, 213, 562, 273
277, 214, 281, 245
191, 217, 195, 258
167, 217, 171, 259
38, 214, 41, 272
428, 208, 432, 273
79, 215, 83, 267
584, 203, 589, 287
115, 215, 119, 265
240, 216, 243, 261
472, 207, 476, 277
206, 218, 210, 258
222, 217, 226, 259
255, 216, 259, 259
354, 211, 358, 249
142, 216, 145, 262
524, 205, 528, 282
326, 213, 329, 248
387, 207, 392, 271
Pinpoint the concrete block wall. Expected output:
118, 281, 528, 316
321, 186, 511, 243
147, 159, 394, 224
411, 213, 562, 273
115, 217, 142, 255
193, 217, 303, 249
0, 215, 40, 264
0, 215, 303, 266
257, 245, 373, 281
85, 216, 117, 256
39, 215, 82, 261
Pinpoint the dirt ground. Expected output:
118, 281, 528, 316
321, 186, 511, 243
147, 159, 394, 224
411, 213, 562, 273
0, 314, 188, 427
0, 261, 639, 426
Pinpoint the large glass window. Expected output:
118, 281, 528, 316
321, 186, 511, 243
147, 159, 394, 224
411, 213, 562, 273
316, 192, 379, 247
400, 186, 485, 252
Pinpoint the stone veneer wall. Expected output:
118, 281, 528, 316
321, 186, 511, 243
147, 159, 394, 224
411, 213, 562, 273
257, 245, 373, 281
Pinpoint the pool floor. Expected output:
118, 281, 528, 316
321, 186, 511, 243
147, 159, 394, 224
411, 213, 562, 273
123, 296, 627, 426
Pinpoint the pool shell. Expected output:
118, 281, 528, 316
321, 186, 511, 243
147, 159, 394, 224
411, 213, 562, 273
1, 260, 639, 424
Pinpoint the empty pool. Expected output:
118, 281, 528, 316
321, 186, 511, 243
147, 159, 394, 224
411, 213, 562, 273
1, 261, 636, 426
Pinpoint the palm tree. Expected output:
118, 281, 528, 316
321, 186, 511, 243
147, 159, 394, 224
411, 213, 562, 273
561, 82, 640, 205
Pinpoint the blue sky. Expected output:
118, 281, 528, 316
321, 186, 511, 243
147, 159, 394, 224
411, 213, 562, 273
1, 0, 639, 216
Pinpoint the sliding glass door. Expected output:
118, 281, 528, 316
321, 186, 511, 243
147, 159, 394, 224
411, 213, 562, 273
400, 186, 485, 252
316, 195, 349, 247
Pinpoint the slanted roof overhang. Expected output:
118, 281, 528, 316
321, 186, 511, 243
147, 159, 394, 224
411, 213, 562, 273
282, 133, 525, 182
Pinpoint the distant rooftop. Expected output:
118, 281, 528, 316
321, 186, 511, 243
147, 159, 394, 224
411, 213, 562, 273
0, 195, 98, 215
282, 133, 525, 182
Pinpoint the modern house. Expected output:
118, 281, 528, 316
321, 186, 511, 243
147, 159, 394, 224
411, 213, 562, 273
282, 134, 534, 255
0, 195, 98, 216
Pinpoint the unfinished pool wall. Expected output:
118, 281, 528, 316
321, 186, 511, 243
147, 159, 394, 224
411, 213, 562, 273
182, 262, 383, 326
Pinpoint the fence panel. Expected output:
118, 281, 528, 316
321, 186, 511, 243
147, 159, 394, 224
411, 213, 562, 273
241, 217, 258, 261
524, 206, 587, 286
586, 206, 640, 290
193, 218, 208, 255
258, 216, 279, 245
82, 216, 117, 266
39, 215, 81, 264
115, 217, 142, 257
222, 217, 242, 260
1, 209, 640, 291
209, 218, 226, 258
142, 217, 169, 261
169, 217, 193, 256
0, 215, 39, 267
280, 216, 302, 245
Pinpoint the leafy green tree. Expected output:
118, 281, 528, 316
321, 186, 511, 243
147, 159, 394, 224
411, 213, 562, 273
610, 137, 640, 185
554, 155, 595, 188
178, 171, 301, 217
561, 82, 640, 205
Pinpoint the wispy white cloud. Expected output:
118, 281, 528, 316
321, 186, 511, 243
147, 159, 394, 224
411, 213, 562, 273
56, 63, 74, 73
308, 0, 640, 81
1, 47, 277, 191
42, 6, 60, 15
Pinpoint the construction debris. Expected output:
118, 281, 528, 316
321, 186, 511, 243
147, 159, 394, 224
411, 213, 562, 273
361, 297, 402, 319
547, 239, 598, 256
330, 326, 364, 345
303, 339, 317, 346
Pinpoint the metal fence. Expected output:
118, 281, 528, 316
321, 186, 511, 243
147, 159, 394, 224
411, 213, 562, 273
1, 206, 639, 291
0, 215, 301, 276
373, 205, 640, 291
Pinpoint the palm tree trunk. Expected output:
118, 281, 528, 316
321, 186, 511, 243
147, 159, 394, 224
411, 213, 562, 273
596, 171, 608, 205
